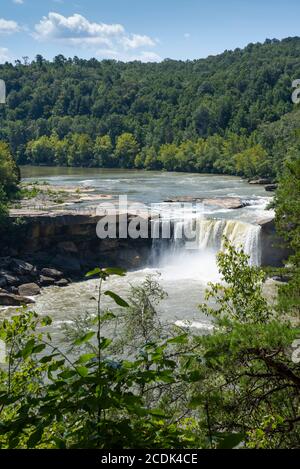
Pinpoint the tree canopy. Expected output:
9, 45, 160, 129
0, 37, 300, 177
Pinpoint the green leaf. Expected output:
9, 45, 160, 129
188, 396, 204, 409
58, 369, 77, 379
100, 338, 112, 350
103, 267, 127, 277
76, 366, 89, 377
76, 353, 96, 364
53, 437, 66, 449
167, 334, 188, 345
85, 267, 101, 277
104, 290, 129, 307
74, 331, 95, 346
217, 433, 245, 449
40, 353, 60, 363
41, 316, 52, 326
20, 338, 35, 358
101, 311, 116, 322
32, 344, 46, 354
27, 425, 44, 448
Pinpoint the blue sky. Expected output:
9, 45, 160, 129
0, 0, 300, 63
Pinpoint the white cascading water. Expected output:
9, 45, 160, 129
151, 217, 262, 282
196, 218, 262, 266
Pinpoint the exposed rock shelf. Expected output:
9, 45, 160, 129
163, 197, 248, 209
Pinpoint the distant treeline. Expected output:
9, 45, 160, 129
0, 36, 300, 177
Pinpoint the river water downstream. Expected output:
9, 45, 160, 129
17, 167, 273, 338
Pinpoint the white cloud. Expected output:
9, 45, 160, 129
34, 12, 124, 42
0, 18, 20, 34
122, 34, 155, 50
0, 47, 10, 62
33, 12, 160, 61
13, 0, 24, 4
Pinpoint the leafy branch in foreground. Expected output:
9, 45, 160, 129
0, 268, 188, 449
0, 246, 299, 449
192, 239, 300, 448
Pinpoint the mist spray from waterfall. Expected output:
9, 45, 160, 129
151, 217, 262, 282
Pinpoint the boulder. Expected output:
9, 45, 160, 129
0, 277, 7, 288
55, 278, 69, 287
271, 275, 290, 283
41, 268, 63, 279
0, 272, 20, 286
18, 283, 40, 296
0, 293, 35, 306
265, 184, 278, 192
39, 276, 56, 286
9, 259, 34, 275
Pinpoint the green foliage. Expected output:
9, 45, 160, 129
0, 269, 187, 449
235, 144, 270, 178
0, 142, 19, 198
275, 145, 300, 315
1, 247, 299, 449
0, 142, 19, 236
115, 133, 139, 168
93, 135, 113, 167
1, 37, 300, 177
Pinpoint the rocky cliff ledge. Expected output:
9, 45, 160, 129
258, 217, 291, 267
0, 209, 153, 305
6, 209, 152, 275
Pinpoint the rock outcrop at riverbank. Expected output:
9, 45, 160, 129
0, 256, 69, 304
9, 209, 152, 271
258, 217, 291, 266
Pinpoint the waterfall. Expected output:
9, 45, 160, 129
151, 216, 262, 268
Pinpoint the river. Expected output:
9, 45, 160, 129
18, 167, 273, 339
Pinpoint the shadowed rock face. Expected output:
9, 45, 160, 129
4, 210, 153, 275
258, 217, 291, 267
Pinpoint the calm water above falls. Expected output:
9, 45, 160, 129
21, 166, 269, 216
19, 167, 273, 335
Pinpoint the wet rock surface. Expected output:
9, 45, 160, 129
0, 292, 35, 306
18, 283, 40, 296
265, 184, 278, 192
164, 197, 248, 209
0, 254, 71, 306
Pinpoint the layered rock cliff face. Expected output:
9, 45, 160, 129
4, 210, 152, 276
258, 217, 291, 267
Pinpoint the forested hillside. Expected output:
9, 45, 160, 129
0, 36, 300, 176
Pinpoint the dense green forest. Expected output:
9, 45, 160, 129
0, 142, 19, 227
0, 37, 300, 177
